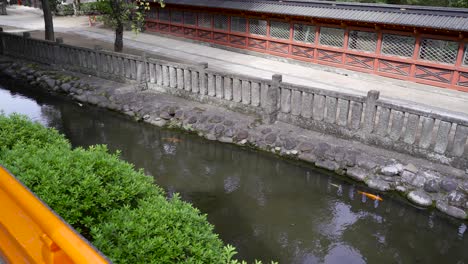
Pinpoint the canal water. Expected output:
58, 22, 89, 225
1, 81, 467, 264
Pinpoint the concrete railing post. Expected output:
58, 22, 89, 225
22, 32, 31, 60
363, 90, 380, 134
137, 52, 148, 90
263, 74, 281, 124
94, 45, 103, 77
198, 62, 208, 94
0, 27, 3, 55
54, 37, 63, 66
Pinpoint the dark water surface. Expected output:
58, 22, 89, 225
1, 82, 467, 264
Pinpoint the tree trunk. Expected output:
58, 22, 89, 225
41, 0, 54, 41
0, 0, 7, 15
72, 0, 81, 16
114, 22, 123, 52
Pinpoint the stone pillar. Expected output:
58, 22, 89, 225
137, 52, 148, 90
54, 37, 63, 66
169, 66, 177, 89
94, 45, 103, 77
363, 90, 380, 134
198, 62, 208, 95
22, 32, 30, 60
263, 74, 281, 124
0, 27, 3, 55
451, 125, 468, 157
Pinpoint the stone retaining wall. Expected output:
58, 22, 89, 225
1, 57, 468, 220
1, 29, 467, 170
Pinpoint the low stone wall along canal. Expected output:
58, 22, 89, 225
1, 55, 468, 220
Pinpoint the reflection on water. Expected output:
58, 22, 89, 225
0, 82, 467, 264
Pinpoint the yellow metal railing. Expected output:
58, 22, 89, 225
0, 165, 109, 264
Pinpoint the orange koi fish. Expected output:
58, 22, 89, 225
163, 137, 182, 143
358, 191, 383, 201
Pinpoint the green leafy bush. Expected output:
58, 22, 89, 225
92, 195, 225, 263
0, 114, 69, 149
0, 114, 225, 263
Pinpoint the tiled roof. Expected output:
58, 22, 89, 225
164, 0, 468, 32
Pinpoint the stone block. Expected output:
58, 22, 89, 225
349, 101, 363, 130
191, 71, 199, 93
184, 69, 191, 91
403, 114, 419, 144
224, 77, 233, 101
436, 200, 467, 219
251, 82, 261, 106
280, 88, 291, 113
176, 68, 184, 89
389, 110, 404, 141
291, 90, 302, 116
232, 78, 241, 103
419, 117, 434, 149
316, 160, 340, 171
301, 93, 313, 118
208, 74, 216, 97
337, 99, 349, 127
366, 178, 391, 191
216, 75, 224, 99
451, 125, 468, 157
376, 107, 390, 136
346, 167, 368, 182
325, 96, 337, 124
241, 80, 251, 105
434, 121, 452, 154
407, 190, 433, 207
312, 94, 325, 121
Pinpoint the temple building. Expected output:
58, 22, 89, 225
145, 0, 468, 91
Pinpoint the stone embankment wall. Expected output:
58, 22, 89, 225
1, 29, 467, 170
1, 29, 468, 220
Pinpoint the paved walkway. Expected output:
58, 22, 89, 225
2, 5, 468, 115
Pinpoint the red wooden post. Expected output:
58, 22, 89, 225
342, 27, 349, 64
266, 19, 271, 53
451, 41, 465, 88
313, 26, 320, 63
227, 15, 231, 45
244, 17, 249, 48
409, 33, 421, 81
374, 30, 383, 74
288, 22, 293, 55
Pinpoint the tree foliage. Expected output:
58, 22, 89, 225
94, 0, 164, 52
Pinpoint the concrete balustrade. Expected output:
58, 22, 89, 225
0, 29, 467, 169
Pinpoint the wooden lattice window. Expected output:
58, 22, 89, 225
158, 9, 170, 21
270, 21, 290, 40
319, 27, 344, 48
171, 11, 183, 24
419, 38, 459, 65
249, 19, 267, 36
348, 30, 377, 53
381, 34, 415, 58
198, 13, 212, 28
146, 8, 157, 19
183, 12, 196, 25
231, 17, 247, 33
293, 24, 315, 44
214, 15, 229, 31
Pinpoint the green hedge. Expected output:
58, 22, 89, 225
0, 114, 267, 263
